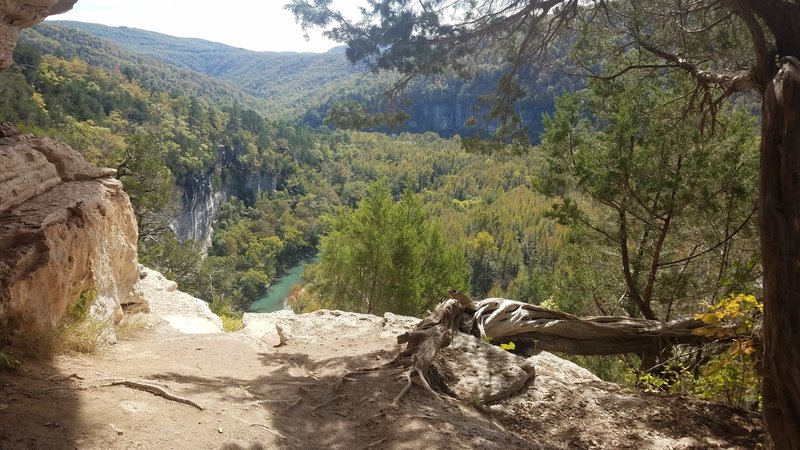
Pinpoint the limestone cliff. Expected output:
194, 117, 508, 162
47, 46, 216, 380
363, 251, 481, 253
0, 0, 76, 69
0, 124, 145, 332
171, 171, 224, 249
171, 153, 276, 249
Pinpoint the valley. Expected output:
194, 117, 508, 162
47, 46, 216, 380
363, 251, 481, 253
1, 0, 788, 445
2, 16, 762, 385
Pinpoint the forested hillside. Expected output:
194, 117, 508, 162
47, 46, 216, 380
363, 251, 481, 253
43, 21, 577, 139
44, 21, 361, 119
20, 23, 270, 113
0, 31, 573, 321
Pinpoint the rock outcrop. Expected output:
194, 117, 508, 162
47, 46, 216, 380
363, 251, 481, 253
137, 266, 223, 334
237, 307, 760, 448
171, 157, 276, 250
243, 309, 537, 404
0, 0, 77, 69
171, 170, 225, 249
0, 124, 144, 332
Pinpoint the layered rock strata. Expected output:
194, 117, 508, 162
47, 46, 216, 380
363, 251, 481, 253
0, 124, 144, 332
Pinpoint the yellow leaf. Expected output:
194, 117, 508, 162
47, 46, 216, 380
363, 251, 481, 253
500, 342, 516, 351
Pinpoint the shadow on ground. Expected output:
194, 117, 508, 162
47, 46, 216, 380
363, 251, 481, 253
153, 348, 537, 449
0, 359, 87, 449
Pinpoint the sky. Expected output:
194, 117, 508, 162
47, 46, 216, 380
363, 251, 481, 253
48, 0, 360, 53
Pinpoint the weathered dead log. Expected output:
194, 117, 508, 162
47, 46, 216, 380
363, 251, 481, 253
386, 295, 728, 402
469, 298, 712, 356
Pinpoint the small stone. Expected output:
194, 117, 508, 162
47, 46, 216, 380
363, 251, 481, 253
217, 427, 223, 434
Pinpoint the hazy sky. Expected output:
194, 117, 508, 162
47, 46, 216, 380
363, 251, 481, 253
48, 0, 359, 53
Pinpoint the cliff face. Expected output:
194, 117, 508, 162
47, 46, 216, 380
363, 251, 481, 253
0, 0, 76, 68
171, 171, 224, 249
0, 124, 145, 332
171, 149, 276, 249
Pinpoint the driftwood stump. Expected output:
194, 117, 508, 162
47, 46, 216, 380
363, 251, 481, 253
392, 298, 469, 403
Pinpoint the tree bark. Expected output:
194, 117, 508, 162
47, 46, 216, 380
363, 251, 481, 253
393, 298, 468, 404
758, 55, 800, 450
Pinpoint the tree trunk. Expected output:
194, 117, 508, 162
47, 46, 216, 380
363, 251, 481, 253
759, 56, 800, 450
468, 298, 713, 355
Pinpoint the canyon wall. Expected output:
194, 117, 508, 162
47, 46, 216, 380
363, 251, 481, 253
0, 124, 145, 332
171, 170, 225, 249
171, 148, 276, 249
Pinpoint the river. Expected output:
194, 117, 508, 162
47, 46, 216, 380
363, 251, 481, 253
248, 257, 318, 313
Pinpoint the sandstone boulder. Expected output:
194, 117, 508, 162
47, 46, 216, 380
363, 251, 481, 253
0, 0, 77, 69
0, 126, 143, 333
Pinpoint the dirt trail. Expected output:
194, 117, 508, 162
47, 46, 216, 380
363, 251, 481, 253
0, 313, 534, 450
0, 308, 762, 449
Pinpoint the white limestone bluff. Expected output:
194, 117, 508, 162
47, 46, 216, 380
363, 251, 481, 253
0, 123, 145, 333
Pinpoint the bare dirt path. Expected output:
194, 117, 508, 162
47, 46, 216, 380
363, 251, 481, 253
0, 312, 535, 450
0, 309, 762, 449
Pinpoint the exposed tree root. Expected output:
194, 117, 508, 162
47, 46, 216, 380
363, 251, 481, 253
368, 437, 387, 447
273, 324, 288, 348
469, 298, 716, 355
389, 298, 468, 404
332, 360, 404, 391
311, 394, 346, 415
104, 380, 204, 411
233, 417, 286, 440
336, 291, 731, 407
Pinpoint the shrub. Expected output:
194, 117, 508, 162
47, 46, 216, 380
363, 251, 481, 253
631, 294, 763, 409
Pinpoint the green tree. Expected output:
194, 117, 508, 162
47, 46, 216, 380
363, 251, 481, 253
542, 76, 759, 324
467, 231, 497, 297
306, 182, 469, 316
118, 130, 177, 241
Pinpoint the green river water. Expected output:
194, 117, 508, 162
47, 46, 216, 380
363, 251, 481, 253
248, 257, 318, 313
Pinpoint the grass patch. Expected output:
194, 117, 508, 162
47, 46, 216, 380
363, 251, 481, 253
54, 318, 112, 354
2, 311, 150, 367
52, 287, 111, 354
115, 313, 150, 339
210, 296, 245, 332
0, 350, 21, 371
2, 287, 113, 360
220, 314, 245, 332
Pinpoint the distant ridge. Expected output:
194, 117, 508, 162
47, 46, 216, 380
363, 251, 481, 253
45, 21, 364, 120
35, 21, 577, 137
21, 22, 272, 113
326, 45, 348, 54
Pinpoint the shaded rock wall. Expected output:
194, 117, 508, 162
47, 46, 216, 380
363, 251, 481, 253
0, 0, 77, 68
0, 125, 144, 332
171, 166, 275, 249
